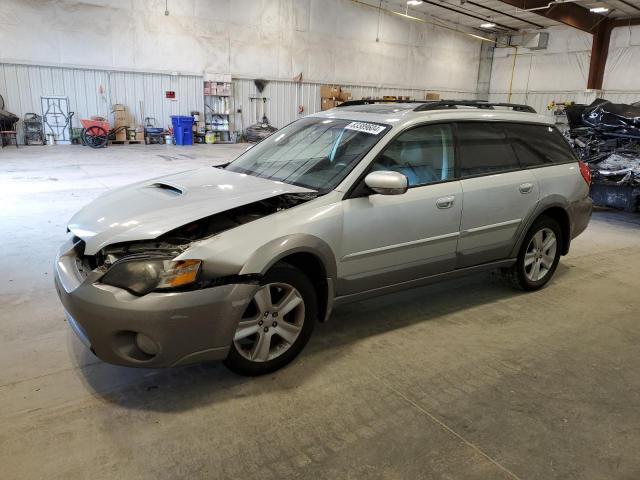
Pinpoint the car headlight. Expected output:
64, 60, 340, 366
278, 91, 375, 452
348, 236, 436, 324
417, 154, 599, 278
101, 258, 202, 295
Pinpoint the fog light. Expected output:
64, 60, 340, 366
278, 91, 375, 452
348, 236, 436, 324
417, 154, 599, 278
135, 333, 160, 356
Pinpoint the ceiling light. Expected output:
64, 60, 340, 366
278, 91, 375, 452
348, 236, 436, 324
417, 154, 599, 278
590, 7, 609, 13
480, 22, 496, 28
407, 0, 423, 5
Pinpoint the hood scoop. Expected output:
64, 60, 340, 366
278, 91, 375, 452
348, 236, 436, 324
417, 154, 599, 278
147, 182, 184, 196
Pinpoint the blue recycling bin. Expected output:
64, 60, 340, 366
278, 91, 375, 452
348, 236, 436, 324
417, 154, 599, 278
170, 115, 194, 145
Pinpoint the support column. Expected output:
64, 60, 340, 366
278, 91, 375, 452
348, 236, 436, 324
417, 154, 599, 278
587, 20, 613, 90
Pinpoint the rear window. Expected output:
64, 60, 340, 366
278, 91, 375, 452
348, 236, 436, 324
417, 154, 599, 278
457, 123, 519, 177
504, 123, 576, 167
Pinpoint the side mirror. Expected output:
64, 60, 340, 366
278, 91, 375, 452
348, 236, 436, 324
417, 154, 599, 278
364, 171, 408, 195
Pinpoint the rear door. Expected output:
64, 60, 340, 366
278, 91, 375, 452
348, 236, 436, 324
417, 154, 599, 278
456, 122, 539, 267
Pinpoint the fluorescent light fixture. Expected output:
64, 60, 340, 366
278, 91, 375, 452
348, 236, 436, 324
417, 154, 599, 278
480, 22, 496, 28
407, 0, 423, 5
590, 7, 609, 12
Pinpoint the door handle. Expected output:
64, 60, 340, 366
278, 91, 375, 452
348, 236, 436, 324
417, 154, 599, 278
519, 182, 534, 194
436, 195, 455, 209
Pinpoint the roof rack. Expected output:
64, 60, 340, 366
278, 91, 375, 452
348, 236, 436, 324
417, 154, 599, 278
414, 100, 536, 113
337, 99, 423, 107
336, 99, 536, 113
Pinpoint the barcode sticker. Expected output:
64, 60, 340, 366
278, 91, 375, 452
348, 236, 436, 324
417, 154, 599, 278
344, 122, 386, 135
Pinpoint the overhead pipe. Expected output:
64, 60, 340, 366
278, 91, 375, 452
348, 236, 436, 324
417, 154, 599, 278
522, 0, 580, 12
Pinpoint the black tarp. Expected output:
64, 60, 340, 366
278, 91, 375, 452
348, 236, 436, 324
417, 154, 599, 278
0, 109, 19, 130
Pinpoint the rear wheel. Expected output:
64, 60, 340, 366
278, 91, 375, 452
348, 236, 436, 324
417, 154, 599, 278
502, 216, 562, 291
224, 263, 317, 376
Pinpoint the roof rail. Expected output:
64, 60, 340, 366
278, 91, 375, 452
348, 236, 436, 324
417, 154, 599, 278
336, 98, 536, 113
414, 100, 536, 113
337, 99, 427, 107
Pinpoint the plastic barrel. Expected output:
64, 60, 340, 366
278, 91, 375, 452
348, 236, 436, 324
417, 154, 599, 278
170, 116, 194, 146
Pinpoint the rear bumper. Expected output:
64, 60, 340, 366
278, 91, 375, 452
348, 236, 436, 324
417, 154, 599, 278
54, 238, 256, 368
569, 196, 593, 240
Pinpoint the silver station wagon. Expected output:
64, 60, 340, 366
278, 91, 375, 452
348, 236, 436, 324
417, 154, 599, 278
55, 100, 592, 375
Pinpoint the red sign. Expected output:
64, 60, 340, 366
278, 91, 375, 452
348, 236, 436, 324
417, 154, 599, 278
165, 91, 175, 99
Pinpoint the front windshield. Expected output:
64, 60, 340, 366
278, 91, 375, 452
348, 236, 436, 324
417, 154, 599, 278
226, 117, 390, 193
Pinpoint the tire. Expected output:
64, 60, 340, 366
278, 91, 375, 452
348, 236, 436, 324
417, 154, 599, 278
82, 126, 108, 148
223, 263, 317, 376
502, 215, 562, 291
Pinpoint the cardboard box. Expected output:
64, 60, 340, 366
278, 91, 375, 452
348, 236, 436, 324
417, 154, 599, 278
320, 85, 341, 99
115, 129, 127, 141
425, 92, 440, 100
321, 98, 339, 111
135, 130, 145, 141
338, 91, 352, 102
114, 109, 129, 128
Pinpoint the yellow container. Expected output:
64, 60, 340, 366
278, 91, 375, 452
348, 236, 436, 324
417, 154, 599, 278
205, 132, 216, 144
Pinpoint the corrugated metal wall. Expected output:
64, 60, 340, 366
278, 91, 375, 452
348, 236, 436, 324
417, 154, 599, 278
1, 62, 479, 143
0, 63, 203, 143
108, 71, 203, 130
232, 78, 477, 132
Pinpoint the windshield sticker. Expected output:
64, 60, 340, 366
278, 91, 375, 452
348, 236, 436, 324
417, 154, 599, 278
344, 122, 386, 135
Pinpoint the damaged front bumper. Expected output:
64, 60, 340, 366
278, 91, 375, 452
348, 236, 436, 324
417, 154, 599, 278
54, 237, 257, 368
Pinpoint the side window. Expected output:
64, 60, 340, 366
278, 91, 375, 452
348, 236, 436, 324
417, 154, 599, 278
371, 124, 455, 187
457, 122, 519, 177
505, 123, 576, 166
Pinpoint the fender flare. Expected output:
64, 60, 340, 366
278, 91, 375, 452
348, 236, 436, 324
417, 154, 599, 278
509, 195, 570, 258
239, 233, 337, 280
239, 234, 338, 322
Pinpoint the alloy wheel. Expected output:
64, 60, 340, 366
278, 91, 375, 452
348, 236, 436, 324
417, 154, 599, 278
524, 227, 557, 282
233, 282, 305, 362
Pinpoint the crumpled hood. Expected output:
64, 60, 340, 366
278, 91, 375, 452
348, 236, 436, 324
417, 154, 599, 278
68, 167, 314, 254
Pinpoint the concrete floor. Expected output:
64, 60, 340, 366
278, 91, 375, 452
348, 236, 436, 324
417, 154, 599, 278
1, 144, 639, 480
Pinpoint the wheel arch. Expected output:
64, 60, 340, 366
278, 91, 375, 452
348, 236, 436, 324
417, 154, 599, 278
511, 197, 572, 257
239, 234, 337, 322
538, 206, 571, 255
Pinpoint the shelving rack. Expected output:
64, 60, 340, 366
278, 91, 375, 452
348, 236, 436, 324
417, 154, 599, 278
204, 74, 235, 144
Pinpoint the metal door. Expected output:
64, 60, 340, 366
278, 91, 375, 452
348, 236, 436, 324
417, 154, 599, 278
41, 96, 72, 144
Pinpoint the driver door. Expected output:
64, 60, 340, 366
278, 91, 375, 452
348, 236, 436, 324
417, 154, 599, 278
337, 123, 462, 296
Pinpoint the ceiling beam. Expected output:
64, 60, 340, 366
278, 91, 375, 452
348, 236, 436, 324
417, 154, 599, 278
419, 0, 515, 31
496, 0, 603, 32
616, 0, 640, 13
464, 0, 545, 28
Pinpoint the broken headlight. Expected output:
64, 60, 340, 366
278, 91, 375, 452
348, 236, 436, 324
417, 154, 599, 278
100, 258, 201, 295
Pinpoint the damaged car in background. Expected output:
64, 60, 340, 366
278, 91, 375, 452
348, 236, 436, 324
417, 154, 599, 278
55, 102, 592, 376
565, 99, 640, 212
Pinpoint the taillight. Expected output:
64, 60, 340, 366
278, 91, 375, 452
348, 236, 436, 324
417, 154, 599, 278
579, 160, 591, 185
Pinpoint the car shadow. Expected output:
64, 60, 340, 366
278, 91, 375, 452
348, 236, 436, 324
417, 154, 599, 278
74, 264, 571, 412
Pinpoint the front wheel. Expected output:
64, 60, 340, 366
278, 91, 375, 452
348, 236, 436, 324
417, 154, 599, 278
224, 263, 317, 376
502, 216, 562, 291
